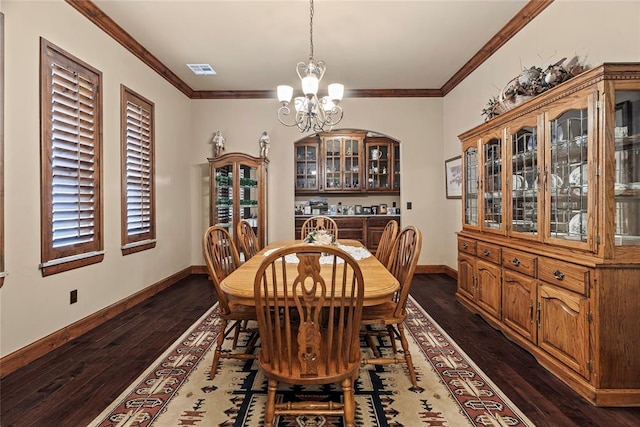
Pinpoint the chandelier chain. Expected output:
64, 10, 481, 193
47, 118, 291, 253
309, 0, 314, 61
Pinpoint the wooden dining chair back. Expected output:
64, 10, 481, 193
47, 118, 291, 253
254, 244, 365, 427
203, 225, 257, 378
361, 225, 422, 387
387, 225, 422, 318
203, 226, 241, 315
237, 220, 260, 261
300, 215, 339, 240
374, 220, 398, 268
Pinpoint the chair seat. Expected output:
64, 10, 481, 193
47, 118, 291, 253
360, 302, 405, 325
222, 301, 257, 321
258, 327, 361, 386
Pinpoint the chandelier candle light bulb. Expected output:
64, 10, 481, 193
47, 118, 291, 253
277, 0, 344, 133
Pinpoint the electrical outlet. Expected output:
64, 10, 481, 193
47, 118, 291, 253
70, 289, 78, 304
407, 201, 412, 210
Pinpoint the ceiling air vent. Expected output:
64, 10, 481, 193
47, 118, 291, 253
187, 64, 216, 75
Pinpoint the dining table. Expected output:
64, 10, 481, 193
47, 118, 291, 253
220, 239, 399, 306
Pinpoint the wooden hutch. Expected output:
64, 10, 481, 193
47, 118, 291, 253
457, 64, 640, 406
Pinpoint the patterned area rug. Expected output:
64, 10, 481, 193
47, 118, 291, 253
89, 297, 535, 426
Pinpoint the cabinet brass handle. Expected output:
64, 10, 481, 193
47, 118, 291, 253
552, 270, 565, 280
483, 249, 490, 256
462, 243, 468, 249
511, 257, 521, 266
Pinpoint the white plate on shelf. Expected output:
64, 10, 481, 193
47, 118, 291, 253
551, 174, 563, 189
629, 182, 640, 190
569, 164, 588, 186
615, 183, 628, 195
526, 134, 537, 151
571, 185, 588, 196
512, 174, 527, 190
568, 212, 588, 236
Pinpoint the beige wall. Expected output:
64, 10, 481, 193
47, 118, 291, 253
1, 1, 192, 356
189, 97, 444, 267
1, 0, 640, 358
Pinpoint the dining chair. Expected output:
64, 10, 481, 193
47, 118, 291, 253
253, 244, 365, 427
300, 215, 339, 240
237, 220, 260, 261
361, 225, 423, 387
203, 225, 258, 379
374, 219, 398, 268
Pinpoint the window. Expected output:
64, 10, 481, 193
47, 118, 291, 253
120, 86, 156, 255
40, 39, 103, 276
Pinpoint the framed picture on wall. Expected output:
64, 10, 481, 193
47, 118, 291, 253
445, 155, 462, 199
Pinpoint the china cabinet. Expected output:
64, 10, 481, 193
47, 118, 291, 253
294, 133, 399, 195
457, 64, 640, 406
209, 153, 268, 256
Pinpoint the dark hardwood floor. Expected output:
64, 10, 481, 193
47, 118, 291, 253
2, 273, 639, 426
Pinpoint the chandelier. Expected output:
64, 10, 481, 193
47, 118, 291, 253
277, 0, 344, 133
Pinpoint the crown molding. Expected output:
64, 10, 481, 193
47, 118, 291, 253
65, 0, 552, 100
64, 0, 194, 98
440, 0, 554, 96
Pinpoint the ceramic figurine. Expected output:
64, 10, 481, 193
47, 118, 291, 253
212, 131, 225, 157
259, 131, 271, 159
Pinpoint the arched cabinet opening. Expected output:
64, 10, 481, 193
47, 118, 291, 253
293, 129, 401, 251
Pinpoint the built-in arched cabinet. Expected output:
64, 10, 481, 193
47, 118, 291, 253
294, 129, 400, 250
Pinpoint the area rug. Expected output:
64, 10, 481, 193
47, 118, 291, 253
89, 297, 535, 426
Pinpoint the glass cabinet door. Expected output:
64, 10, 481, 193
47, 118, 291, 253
366, 143, 391, 190
213, 164, 233, 233
481, 134, 504, 233
324, 137, 342, 189
295, 142, 318, 191
545, 100, 592, 247
343, 137, 360, 190
508, 119, 540, 239
238, 163, 259, 239
393, 143, 400, 190
614, 90, 640, 246
463, 144, 479, 228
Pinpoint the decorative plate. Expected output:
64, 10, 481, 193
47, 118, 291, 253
512, 174, 527, 190
568, 212, 588, 236
569, 164, 588, 186
551, 174, 563, 189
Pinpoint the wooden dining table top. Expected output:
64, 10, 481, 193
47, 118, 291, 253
220, 239, 399, 306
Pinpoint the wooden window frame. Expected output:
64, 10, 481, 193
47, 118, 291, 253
0, 13, 5, 287
40, 39, 104, 276
120, 85, 156, 255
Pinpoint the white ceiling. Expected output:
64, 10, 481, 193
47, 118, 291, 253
91, 0, 529, 93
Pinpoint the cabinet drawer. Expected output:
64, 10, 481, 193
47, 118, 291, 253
477, 242, 501, 265
538, 258, 591, 295
502, 248, 537, 277
367, 216, 399, 227
458, 237, 476, 255
335, 217, 365, 228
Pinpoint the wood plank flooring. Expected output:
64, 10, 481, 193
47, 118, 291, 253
1, 273, 639, 426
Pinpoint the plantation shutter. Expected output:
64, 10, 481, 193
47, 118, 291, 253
51, 63, 97, 248
121, 87, 155, 255
40, 39, 103, 276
